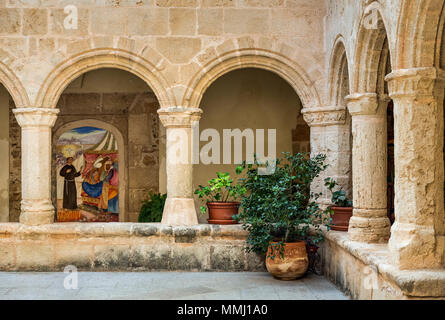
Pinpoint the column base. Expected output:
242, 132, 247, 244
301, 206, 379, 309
19, 200, 55, 226
348, 213, 390, 243
161, 197, 198, 226
389, 222, 443, 269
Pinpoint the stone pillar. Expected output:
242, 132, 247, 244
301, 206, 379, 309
158, 107, 202, 226
302, 106, 352, 206
13, 108, 59, 226
386, 68, 444, 269
346, 93, 391, 243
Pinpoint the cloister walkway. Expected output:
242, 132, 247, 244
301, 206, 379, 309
0, 272, 347, 300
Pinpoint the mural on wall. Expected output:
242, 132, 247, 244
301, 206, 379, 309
56, 126, 119, 222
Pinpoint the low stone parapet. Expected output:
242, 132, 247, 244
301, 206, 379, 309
320, 230, 445, 299
0, 223, 265, 272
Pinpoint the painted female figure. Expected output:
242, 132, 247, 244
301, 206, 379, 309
59, 157, 81, 210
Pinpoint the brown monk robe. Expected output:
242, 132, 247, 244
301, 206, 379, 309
60, 157, 81, 210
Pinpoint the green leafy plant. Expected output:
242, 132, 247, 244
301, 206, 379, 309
235, 152, 332, 259
194, 171, 247, 214
324, 177, 352, 207
138, 192, 167, 223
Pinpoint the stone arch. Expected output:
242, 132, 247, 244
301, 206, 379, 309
36, 47, 174, 109
53, 119, 127, 222
352, 3, 394, 93
328, 36, 351, 106
0, 61, 29, 109
183, 47, 321, 111
396, 0, 444, 69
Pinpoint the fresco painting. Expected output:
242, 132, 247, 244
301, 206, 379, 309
56, 126, 119, 222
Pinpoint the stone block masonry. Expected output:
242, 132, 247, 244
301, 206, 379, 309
0, 223, 266, 272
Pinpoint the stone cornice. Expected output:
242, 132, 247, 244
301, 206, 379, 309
158, 107, 203, 128
301, 106, 347, 127
385, 67, 437, 100
12, 107, 59, 128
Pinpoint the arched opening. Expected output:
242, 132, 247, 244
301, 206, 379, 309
332, 41, 353, 200
0, 83, 20, 222
380, 38, 395, 224
194, 68, 310, 222
51, 68, 161, 222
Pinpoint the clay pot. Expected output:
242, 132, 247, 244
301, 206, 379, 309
207, 202, 240, 225
330, 206, 353, 231
266, 241, 309, 280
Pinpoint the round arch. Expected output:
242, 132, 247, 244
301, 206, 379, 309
53, 119, 127, 222
0, 61, 30, 108
328, 36, 351, 105
352, 3, 394, 93
36, 49, 174, 109
183, 50, 321, 112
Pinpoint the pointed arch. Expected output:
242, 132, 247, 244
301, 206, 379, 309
328, 36, 351, 106
352, 3, 394, 93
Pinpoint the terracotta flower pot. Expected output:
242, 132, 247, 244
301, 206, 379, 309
207, 202, 240, 225
330, 206, 353, 231
266, 241, 309, 280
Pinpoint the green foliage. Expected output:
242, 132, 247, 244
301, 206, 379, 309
138, 192, 167, 223
235, 152, 332, 258
194, 171, 247, 214
324, 177, 353, 207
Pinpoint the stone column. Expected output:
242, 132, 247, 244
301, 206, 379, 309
302, 106, 352, 206
13, 108, 59, 226
158, 107, 202, 226
346, 93, 391, 243
386, 68, 444, 269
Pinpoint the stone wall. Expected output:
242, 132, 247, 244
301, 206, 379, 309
319, 230, 445, 300
0, 223, 265, 272
52, 91, 160, 222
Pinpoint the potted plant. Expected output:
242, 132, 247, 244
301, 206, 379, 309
235, 153, 331, 280
324, 177, 353, 231
195, 171, 246, 224
138, 192, 167, 223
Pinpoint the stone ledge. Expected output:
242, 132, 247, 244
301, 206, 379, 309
321, 229, 445, 299
0, 223, 248, 240
0, 223, 261, 272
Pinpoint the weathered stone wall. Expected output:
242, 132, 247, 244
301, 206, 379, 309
0, 0, 327, 109
0, 223, 265, 272
52, 91, 160, 222
319, 230, 445, 300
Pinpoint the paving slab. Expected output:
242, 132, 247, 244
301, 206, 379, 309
0, 272, 348, 300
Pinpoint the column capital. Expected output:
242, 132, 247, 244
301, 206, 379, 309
13, 107, 59, 128
157, 107, 202, 128
385, 67, 437, 100
301, 106, 346, 127
346, 93, 389, 116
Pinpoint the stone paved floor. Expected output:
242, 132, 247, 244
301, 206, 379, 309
0, 272, 348, 300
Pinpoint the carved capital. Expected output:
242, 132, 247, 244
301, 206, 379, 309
13, 108, 59, 128
301, 106, 347, 127
385, 67, 437, 100
346, 93, 379, 116
158, 107, 202, 128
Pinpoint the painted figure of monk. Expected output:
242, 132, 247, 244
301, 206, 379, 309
59, 157, 81, 210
